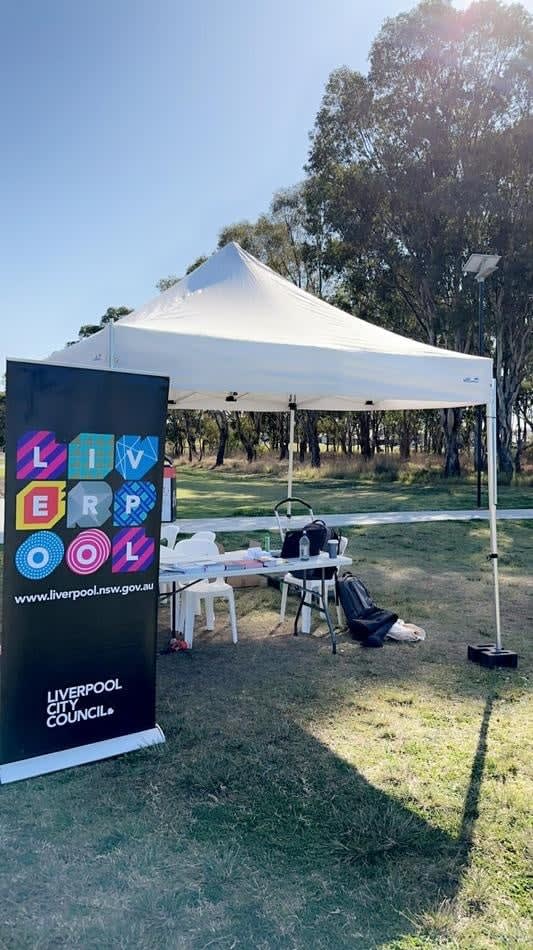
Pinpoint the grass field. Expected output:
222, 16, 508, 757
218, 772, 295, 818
174, 465, 533, 519
0, 471, 531, 948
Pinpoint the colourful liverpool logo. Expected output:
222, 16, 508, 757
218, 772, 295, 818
113, 481, 156, 526
68, 433, 115, 479
115, 436, 158, 479
112, 527, 155, 573
16, 482, 66, 530
16, 431, 67, 481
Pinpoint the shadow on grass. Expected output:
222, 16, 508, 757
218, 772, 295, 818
148, 642, 497, 947
0, 625, 498, 949
458, 694, 493, 854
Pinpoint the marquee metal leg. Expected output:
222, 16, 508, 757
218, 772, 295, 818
171, 582, 176, 633
293, 573, 307, 636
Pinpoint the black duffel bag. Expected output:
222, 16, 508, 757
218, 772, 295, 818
336, 573, 397, 648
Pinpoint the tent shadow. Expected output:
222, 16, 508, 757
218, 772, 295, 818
456, 692, 493, 860
158, 649, 494, 947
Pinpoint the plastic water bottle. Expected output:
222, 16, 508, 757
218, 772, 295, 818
299, 530, 310, 560
263, 533, 271, 553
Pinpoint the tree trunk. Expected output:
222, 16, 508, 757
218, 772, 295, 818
399, 411, 411, 460
440, 408, 462, 477
492, 281, 533, 484
182, 411, 197, 462
295, 413, 305, 462
213, 412, 229, 466
346, 415, 354, 455
233, 412, 259, 463
306, 411, 321, 468
513, 391, 531, 474
278, 414, 288, 460
358, 413, 373, 460
215, 436, 228, 467
497, 410, 514, 482
514, 412, 523, 474
371, 414, 381, 454
496, 371, 517, 483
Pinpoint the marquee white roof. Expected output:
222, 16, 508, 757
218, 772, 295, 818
48, 242, 493, 411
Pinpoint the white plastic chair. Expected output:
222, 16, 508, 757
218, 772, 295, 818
189, 532, 216, 615
173, 538, 238, 648
160, 524, 181, 615
279, 536, 348, 633
161, 524, 180, 549
160, 531, 213, 618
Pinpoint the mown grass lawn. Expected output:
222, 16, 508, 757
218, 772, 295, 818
175, 465, 532, 519
0, 475, 531, 948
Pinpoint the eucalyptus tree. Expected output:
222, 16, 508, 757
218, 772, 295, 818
70, 306, 133, 344
307, 0, 532, 475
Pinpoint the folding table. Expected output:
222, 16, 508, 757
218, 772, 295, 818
159, 549, 352, 654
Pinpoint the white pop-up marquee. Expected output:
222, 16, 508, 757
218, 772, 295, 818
48, 242, 503, 650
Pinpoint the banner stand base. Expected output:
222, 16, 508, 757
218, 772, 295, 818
0, 725, 165, 784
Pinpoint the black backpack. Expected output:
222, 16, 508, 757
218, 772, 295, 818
336, 573, 398, 647
281, 520, 341, 580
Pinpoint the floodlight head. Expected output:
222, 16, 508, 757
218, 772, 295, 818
464, 253, 501, 281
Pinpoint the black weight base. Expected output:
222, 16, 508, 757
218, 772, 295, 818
479, 648, 518, 669
468, 643, 496, 662
468, 643, 518, 668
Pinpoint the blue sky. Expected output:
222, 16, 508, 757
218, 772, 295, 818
1, 0, 526, 375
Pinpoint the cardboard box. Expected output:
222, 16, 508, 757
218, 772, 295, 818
226, 574, 268, 590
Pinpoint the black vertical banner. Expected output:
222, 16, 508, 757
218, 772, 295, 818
1, 361, 169, 782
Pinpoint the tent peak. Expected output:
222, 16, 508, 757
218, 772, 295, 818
119, 241, 253, 324
46, 235, 493, 412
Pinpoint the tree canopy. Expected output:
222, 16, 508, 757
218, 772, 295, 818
70, 306, 133, 345
306, 0, 532, 473
175, 0, 532, 474
64, 1, 532, 476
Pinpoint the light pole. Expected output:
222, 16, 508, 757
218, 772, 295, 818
464, 253, 501, 507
